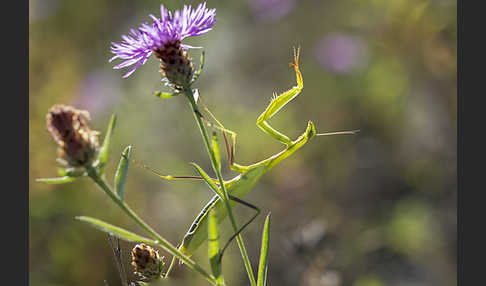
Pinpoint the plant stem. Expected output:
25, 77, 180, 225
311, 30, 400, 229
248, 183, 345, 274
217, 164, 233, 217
85, 166, 217, 286
184, 88, 258, 286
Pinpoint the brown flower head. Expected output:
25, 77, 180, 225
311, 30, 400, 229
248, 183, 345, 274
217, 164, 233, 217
131, 243, 164, 280
154, 40, 194, 89
46, 104, 99, 168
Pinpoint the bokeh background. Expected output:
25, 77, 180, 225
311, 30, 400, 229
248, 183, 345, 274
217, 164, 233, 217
29, 0, 457, 285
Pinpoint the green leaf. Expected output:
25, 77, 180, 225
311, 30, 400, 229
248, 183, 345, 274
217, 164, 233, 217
57, 167, 86, 177
257, 213, 271, 286
114, 146, 131, 200
192, 51, 205, 83
154, 91, 179, 99
76, 216, 156, 244
211, 132, 221, 173
36, 176, 77, 184
57, 168, 68, 176
97, 114, 117, 173
190, 162, 222, 199
208, 209, 224, 285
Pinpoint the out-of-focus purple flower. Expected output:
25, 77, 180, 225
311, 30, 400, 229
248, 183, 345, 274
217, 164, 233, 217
74, 70, 121, 116
248, 0, 295, 22
110, 3, 216, 78
315, 34, 369, 75
29, 0, 59, 23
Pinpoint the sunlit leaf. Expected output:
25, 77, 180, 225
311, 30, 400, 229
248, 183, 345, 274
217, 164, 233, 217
154, 91, 179, 99
190, 162, 222, 199
36, 176, 77, 184
257, 213, 271, 286
211, 132, 221, 173
192, 51, 205, 83
97, 114, 117, 173
208, 209, 224, 285
114, 146, 131, 200
76, 216, 156, 244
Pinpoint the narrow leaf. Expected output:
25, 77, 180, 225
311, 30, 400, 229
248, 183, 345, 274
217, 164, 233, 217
257, 213, 271, 286
57, 168, 68, 176
211, 132, 221, 172
36, 176, 76, 184
55, 168, 86, 179
200, 50, 205, 71
192, 51, 205, 83
76, 216, 156, 244
98, 114, 117, 172
208, 209, 224, 285
154, 91, 179, 99
190, 162, 222, 199
65, 169, 86, 177
114, 146, 131, 200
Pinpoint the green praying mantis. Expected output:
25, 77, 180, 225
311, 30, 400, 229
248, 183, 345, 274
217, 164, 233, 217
134, 48, 359, 276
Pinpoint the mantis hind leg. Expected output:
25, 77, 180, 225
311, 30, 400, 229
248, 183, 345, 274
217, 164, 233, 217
129, 153, 222, 186
130, 157, 213, 182
164, 195, 260, 277
218, 195, 260, 264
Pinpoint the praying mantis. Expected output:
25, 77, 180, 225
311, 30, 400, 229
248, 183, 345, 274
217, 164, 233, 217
135, 48, 358, 276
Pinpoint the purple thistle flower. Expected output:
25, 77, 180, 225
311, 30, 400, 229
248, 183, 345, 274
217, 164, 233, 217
110, 3, 216, 79
314, 34, 369, 75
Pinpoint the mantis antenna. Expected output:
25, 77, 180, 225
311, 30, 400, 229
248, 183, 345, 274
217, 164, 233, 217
316, 130, 360, 136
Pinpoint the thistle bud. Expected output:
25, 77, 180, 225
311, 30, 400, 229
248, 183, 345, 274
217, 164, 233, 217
131, 243, 164, 280
154, 40, 194, 89
46, 104, 99, 168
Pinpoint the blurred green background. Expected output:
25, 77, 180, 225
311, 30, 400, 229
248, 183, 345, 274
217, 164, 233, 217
29, 0, 456, 285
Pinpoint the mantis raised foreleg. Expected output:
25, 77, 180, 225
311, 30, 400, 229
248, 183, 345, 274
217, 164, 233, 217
200, 47, 357, 173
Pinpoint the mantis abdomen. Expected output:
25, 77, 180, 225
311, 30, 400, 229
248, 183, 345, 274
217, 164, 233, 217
179, 166, 267, 256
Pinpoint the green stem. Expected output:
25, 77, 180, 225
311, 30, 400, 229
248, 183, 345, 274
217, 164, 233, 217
85, 166, 217, 286
184, 88, 257, 286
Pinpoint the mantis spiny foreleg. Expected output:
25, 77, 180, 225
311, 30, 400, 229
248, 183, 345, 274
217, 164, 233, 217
256, 46, 303, 147
198, 47, 308, 172
198, 48, 358, 169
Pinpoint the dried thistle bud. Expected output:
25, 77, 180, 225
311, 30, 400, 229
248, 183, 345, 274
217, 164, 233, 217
131, 243, 164, 280
154, 40, 195, 89
46, 104, 99, 168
